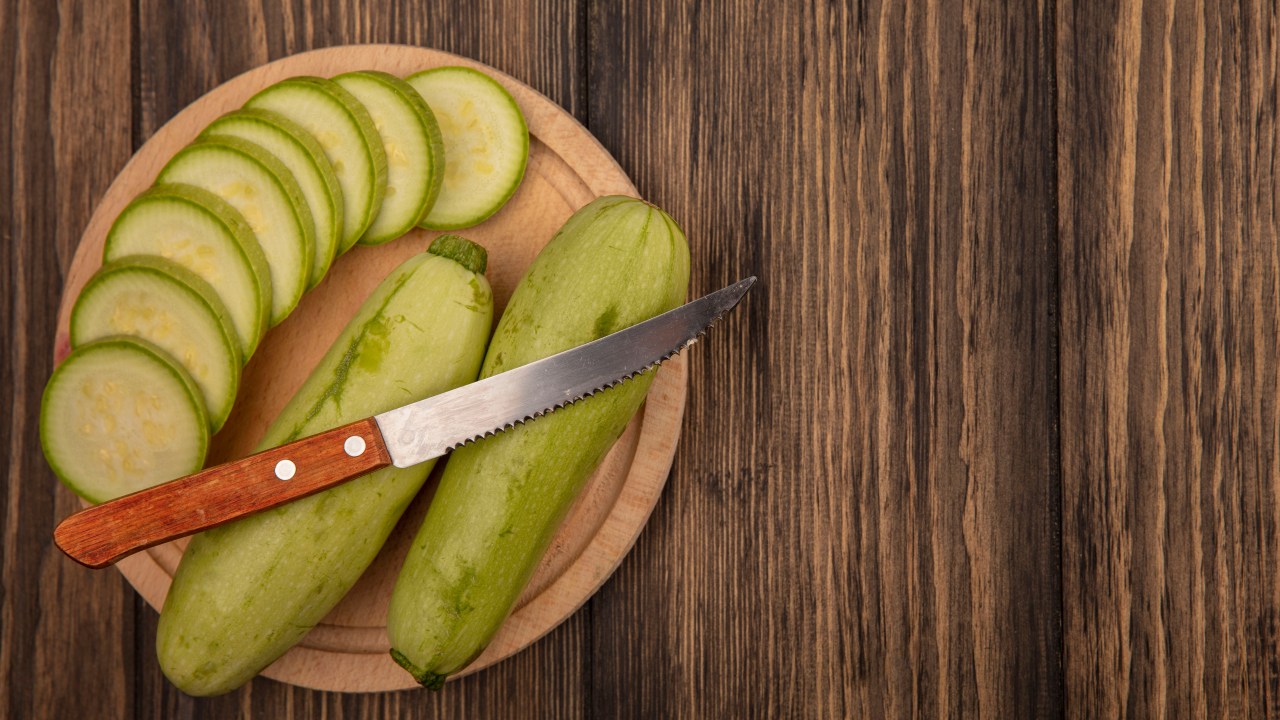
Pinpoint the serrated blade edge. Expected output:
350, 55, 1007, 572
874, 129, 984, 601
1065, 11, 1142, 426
373, 276, 755, 468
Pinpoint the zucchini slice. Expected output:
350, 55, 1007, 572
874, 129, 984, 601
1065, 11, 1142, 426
202, 109, 342, 288
157, 137, 313, 326
70, 256, 241, 432
41, 337, 209, 504
406, 66, 528, 229
245, 76, 387, 253
103, 184, 272, 360
332, 70, 443, 244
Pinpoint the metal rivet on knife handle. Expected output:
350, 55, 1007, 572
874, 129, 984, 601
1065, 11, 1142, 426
50, 277, 755, 568
52, 418, 393, 568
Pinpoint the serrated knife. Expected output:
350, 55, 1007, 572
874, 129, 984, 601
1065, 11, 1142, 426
53, 276, 755, 569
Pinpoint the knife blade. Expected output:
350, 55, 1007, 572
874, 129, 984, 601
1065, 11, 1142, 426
54, 276, 755, 568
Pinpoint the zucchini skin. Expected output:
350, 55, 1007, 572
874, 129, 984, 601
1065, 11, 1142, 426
333, 70, 445, 245
69, 255, 243, 431
387, 196, 690, 688
103, 183, 274, 361
407, 66, 529, 231
40, 336, 210, 504
156, 239, 493, 696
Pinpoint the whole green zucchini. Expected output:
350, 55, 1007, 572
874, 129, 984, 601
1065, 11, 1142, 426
387, 196, 690, 688
156, 236, 493, 696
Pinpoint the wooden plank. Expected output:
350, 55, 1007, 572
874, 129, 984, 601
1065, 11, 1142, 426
0, 0, 133, 719
129, 1, 588, 716
136, 0, 584, 142
585, 0, 1061, 716
1057, 0, 1280, 716
130, 609, 589, 718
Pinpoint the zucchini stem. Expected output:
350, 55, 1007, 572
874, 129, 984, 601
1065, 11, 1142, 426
389, 648, 448, 690
428, 234, 488, 275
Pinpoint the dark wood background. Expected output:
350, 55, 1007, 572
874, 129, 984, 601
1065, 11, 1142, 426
2, 0, 1277, 717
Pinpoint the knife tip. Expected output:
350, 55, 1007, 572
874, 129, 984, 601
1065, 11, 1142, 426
722, 276, 757, 306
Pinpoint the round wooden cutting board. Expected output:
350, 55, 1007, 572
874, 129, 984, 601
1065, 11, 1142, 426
52, 45, 687, 693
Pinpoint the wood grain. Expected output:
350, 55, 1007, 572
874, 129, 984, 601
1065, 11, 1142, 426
586, 0, 1060, 717
1057, 1, 1280, 717
1, 1, 135, 719
6, 0, 1280, 717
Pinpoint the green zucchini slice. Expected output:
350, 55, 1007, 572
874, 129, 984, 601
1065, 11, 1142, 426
406, 66, 529, 230
245, 76, 387, 252
70, 256, 241, 432
332, 70, 444, 244
103, 183, 272, 360
41, 337, 209, 504
157, 137, 313, 326
202, 109, 342, 289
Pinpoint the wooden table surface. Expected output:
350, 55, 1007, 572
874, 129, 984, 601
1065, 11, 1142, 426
2, 1, 1278, 718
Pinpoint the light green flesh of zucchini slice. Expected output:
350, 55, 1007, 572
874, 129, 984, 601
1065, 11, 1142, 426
41, 339, 208, 504
246, 82, 382, 252
104, 189, 268, 360
70, 263, 240, 432
203, 111, 341, 288
158, 142, 311, 326
407, 67, 529, 230
334, 72, 441, 244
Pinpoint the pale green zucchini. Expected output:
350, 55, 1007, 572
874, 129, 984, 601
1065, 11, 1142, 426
386, 195, 690, 688
245, 76, 387, 253
40, 337, 209, 504
155, 236, 493, 696
156, 136, 314, 326
201, 108, 343, 289
103, 183, 272, 360
332, 70, 444, 244
69, 255, 241, 432
406, 66, 528, 230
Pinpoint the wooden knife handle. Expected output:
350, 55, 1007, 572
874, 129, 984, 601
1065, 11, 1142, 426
53, 418, 392, 569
